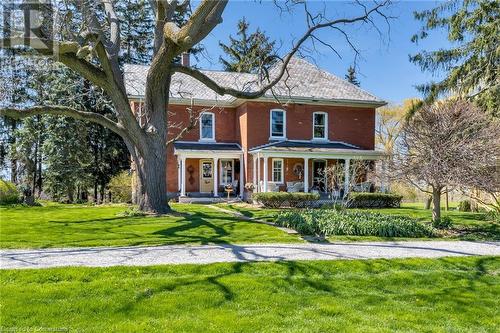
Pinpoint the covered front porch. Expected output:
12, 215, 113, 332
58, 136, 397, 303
249, 141, 386, 195
174, 142, 245, 199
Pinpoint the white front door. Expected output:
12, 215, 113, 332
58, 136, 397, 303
200, 160, 213, 193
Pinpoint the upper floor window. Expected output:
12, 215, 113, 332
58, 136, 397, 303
200, 112, 215, 141
313, 112, 328, 140
270, 109, 286, 139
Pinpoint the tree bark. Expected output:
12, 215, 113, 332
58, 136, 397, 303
132, 140, 170, 214
432, 187, 442, 222
445, 189, 449, 211
425, 195, 432, 210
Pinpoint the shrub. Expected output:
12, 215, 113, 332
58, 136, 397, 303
252, 192, 320, 208
432, 216, 453, 229
485, 210, 499, 222
108, 171, 132, 203
458, 200, 471, 212
348, 192, 402, 208
117, 207, 146, 217
0, 179, 20, 205
288, 193, 321, 208
276, 209, 434, 238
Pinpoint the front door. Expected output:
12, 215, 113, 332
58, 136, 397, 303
200, 160, 213, 193
313, 160, 326, 192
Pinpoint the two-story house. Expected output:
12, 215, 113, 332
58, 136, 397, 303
125, 57, 386, 200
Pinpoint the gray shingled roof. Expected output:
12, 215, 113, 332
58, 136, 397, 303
124, 57, 384, 105
248, 140, 360, 152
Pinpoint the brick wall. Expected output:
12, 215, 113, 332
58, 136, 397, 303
132, 100, 377, 193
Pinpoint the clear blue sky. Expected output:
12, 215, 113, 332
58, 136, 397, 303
194, 1, 449, 105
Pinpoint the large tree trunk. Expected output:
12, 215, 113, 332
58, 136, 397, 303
133, 147, 170, 214
432, 187, 442, 222
128, 62, 172, 214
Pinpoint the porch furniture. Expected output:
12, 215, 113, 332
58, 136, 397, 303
224, 184, 234, 199
232, 180, 239, 195
287, 182, 304, 193
259, 180, 279, 192
353, 181, 371, 192
267, 182, 279, 192
331, 189, 341, 198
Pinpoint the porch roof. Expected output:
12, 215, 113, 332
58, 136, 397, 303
249, 140, 385, 160
174, 141, 243, 158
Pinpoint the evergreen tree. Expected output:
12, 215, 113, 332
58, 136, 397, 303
219, 18, 276, 74
410, 0, 499, 116
43, 116, 92, 202
116, 0, 155, 65
345, 66, 360, 86
0, 50, 33, 183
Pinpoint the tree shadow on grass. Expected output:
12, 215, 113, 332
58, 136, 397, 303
116, 256, 499, 319
148, 211, 235, 245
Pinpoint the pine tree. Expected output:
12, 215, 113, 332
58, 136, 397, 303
116, 0, 155, 65
219, 18, 276, 74
410, 0, 499, 116
345, 66, 360, 86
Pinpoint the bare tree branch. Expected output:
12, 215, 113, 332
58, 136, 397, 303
172, 0, 390, 99
0, 105, 127, 138
170, 0, 227, 51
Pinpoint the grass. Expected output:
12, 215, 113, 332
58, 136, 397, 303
218, 202, 499, 241
0, 203, 301, 249
0, 256, 499, 332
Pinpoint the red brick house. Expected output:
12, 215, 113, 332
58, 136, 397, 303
125, 57, 386, 200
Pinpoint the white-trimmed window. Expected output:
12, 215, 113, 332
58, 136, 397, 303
220, 160, 233, 185
270, 109, 286, 139
200, 112, 215, 141
272, 158, 284, 183
313, 112, 328, 140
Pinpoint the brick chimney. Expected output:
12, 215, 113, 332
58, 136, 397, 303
181, 52, 190, 67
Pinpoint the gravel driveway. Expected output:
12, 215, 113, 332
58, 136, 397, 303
1, 241, 499, 269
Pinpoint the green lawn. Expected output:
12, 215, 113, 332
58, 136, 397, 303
1, 256, 498, 332
219, 202, 499, 241
0, 203, 301, 249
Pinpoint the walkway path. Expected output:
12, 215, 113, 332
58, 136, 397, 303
1, 241, 498, 269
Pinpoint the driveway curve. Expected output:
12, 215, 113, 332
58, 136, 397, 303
1, 241, 499, 269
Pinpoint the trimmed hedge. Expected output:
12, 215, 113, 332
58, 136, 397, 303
0, 180, 20, 205
276, 209, 434, 238
252, 192, 320, 208
348, 192, 402, 208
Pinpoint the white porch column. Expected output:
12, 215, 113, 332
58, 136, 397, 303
177, 158, 182, 192
344, 158, 351, 195
257, 153, 261, 192
180, 156, 186, 196
239, 155, 245, 197
263, 156, 268, 192
213, 157, 219, 197
252, 155, 257, 187
303, 157, 309, 193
